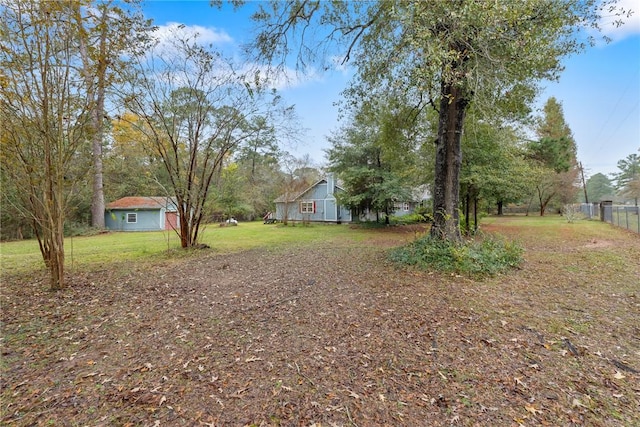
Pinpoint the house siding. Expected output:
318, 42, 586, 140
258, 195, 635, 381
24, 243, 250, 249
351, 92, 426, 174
105, 196, 178, 232
274, 177, 352, 223
105, 209, 166, 231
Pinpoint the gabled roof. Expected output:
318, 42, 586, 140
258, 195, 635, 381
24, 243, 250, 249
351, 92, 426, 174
106, 196, 177, 210
274, 178, 345, 203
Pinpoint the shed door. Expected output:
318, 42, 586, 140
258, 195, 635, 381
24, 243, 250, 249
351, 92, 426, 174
165, 212, 178, 230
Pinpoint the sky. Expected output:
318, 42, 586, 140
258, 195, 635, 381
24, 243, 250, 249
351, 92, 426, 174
140, 0, 640, 179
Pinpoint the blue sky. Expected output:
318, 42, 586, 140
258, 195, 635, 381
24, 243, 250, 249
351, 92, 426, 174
141, 0, 640, 178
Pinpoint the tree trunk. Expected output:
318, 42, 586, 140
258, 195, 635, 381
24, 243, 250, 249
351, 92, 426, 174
178, 199, 191, 248
90, 98, 105, 228
537, 187, 554, 216
473, 196, 478, 233
430, 81, 468, 241
497, 200, 503, 216
76, 5, 107, 229
464, 189, 470, 236
48, 216, 65, 290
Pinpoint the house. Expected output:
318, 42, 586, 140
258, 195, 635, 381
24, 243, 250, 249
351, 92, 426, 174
274, 174, 352, 223
356, 185, 431, 222
105, 196, 178, 231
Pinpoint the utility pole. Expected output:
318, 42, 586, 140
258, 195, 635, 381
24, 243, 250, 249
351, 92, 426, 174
579, 162, 589, 204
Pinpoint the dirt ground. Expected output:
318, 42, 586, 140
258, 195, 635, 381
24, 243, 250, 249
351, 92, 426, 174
1, 219, 639, 426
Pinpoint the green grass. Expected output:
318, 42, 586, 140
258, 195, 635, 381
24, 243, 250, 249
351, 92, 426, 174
482, 214, 631, 240
0, 221, 363, 275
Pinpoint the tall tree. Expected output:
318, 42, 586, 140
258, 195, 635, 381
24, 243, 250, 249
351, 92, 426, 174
584, 173, 615, 203
460, 117, 531, 229
233, 128, 283, 220
248, 0, 623, 241
613, 152, 640, 205
528, 98, 579, 215
326, 98, 422, 223
72, 1, 150, 228
105, 113, 168, 200
1, 1, 92, 289
124, 28, 292, 247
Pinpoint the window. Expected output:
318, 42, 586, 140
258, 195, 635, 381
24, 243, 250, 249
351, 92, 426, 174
300, 201, 315, 213
393, 202, 411, 212
127, 213, 137, 223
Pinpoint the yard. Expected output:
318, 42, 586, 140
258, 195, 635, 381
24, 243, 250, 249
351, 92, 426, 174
1, 216, 639, 426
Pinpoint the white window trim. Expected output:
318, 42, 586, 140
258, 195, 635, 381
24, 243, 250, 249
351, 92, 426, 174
300, 201, 314, 214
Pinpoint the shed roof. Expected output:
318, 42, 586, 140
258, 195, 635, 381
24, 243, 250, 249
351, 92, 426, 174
106, 196, 177, 210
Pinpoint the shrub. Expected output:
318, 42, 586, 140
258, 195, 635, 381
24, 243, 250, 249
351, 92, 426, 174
562, 204, 584, 223
388, 234, 523, 277
391, 213, 427, 225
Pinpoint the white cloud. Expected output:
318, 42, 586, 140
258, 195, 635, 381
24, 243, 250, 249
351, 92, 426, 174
238, 63, 324, 91
598, 0, 640, 41
153, 22, 233, 47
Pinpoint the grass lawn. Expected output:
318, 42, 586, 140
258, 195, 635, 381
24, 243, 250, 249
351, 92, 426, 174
0, 221, 365, 276
1, 215, 638, 426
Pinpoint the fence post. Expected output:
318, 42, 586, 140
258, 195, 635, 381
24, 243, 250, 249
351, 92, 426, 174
600, 201, 613, 223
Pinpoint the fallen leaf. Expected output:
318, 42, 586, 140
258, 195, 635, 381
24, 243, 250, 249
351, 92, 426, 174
614, 371, 626, 380
525, 403, 541, 415
514, 377, 527, 388
159, 395, 166, 406
572, 398, 585, 408
347, 389, 360, 399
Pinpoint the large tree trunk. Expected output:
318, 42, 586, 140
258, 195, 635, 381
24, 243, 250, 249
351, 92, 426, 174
90, 98, 105, 228
430, 81, 469, 241
48, 214, 65, 290
76, 6, 107, 229
43, 138, 66, 290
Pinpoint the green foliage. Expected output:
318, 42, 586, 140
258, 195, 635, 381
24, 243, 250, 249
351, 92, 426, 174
612, 153, 640, 204
389, 234, 523, 277
613, 153, 640, 189
327, 96, 425, 221
528, 136, 575, 174
391, 213, 428, 225
583, 173, 615, 203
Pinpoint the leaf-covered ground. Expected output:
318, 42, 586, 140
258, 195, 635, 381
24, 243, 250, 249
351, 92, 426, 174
1, 217, 639, 426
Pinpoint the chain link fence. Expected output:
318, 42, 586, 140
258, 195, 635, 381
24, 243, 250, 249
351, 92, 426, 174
579, 202, 640, 234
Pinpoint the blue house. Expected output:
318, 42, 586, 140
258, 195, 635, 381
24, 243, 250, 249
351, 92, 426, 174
105, 196, 178, 231
274, 174, 352, 223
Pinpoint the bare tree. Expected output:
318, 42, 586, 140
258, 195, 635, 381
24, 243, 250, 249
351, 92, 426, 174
123, 28, 294, 247
276, 154, 319, 225
73, 1, 151, 228
1, 1, 92, 289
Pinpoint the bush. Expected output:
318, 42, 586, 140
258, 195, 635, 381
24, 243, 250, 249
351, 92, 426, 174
391, 213, 427, 225
562, 204, 584, 223
388, 234, 523, 277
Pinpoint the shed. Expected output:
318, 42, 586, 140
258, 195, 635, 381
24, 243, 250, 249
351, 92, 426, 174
105, 196, 178, 231
274, 174, 352, 223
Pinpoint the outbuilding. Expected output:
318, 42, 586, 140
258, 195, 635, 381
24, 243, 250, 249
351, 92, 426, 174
105, 196, 178, 231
